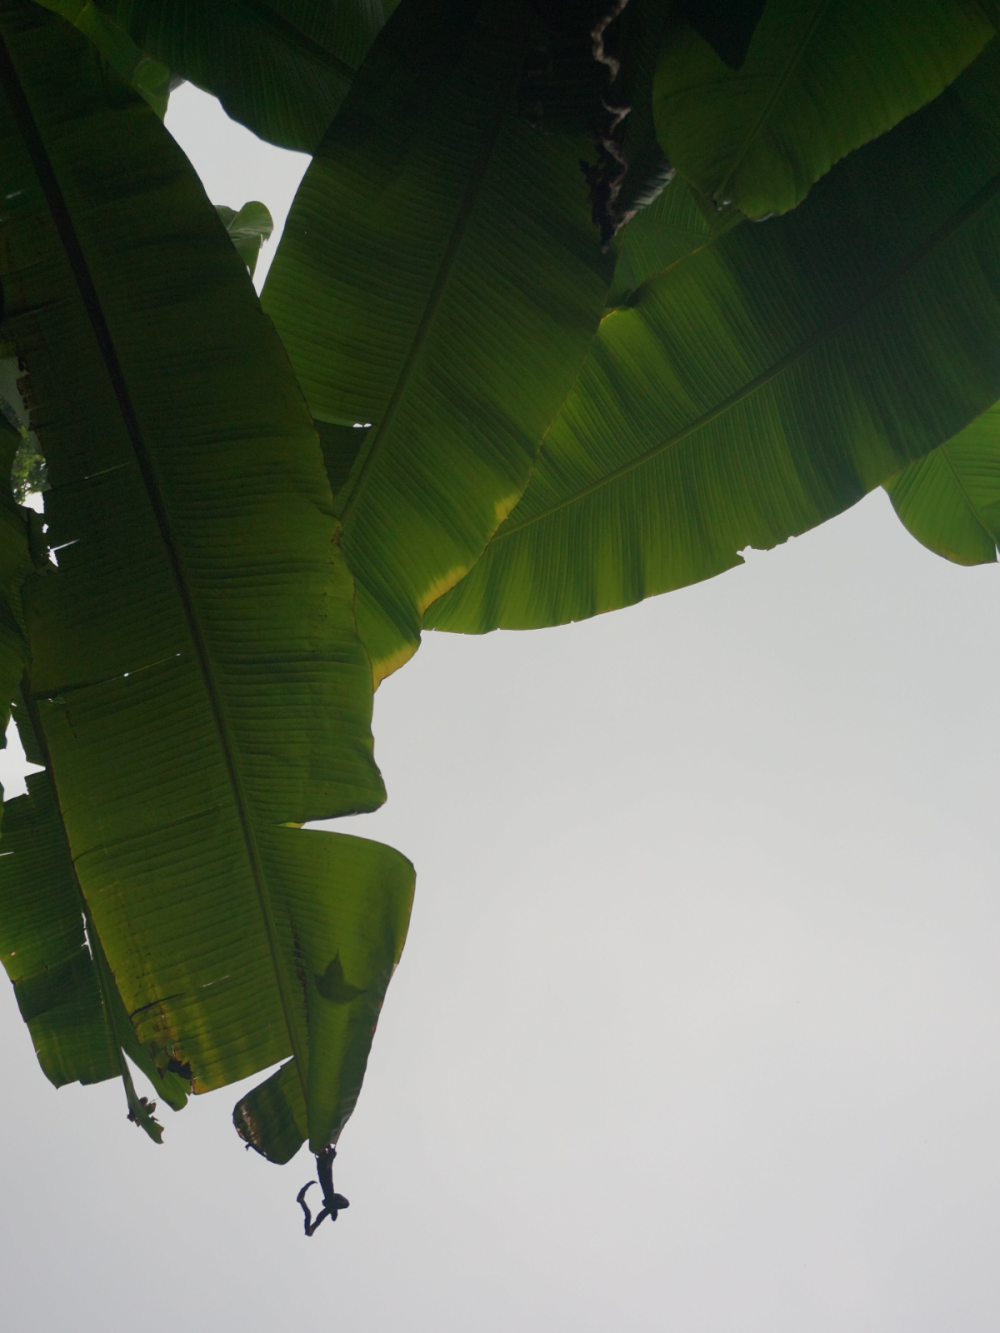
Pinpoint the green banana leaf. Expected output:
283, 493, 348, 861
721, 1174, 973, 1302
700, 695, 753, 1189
232, 827, 413, 1160
425, 42, 1000, 635
0, 379, 181, 1141
0, 0, 413, 1156
33, 0, 173, 117
92, 0, 389, 151
262, 0, 612, 684
215, 199, 273, 276
607, 177, 741, 307
885, 403, 1000, 564
653, 0, 994, 219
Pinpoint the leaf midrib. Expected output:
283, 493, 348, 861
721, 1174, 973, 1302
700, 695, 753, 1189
492, 166, 1000, 543
604, 209, 744, 314
234, 0, 359, 82
940, 442, 1000, 546
0, 29, 307, 1092
713, 0, 834, 205
336, 13, 525, 523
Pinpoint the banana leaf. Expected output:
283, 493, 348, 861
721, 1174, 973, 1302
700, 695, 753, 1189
0, 0, 413, 1156
262, 0, 612, 684
215, 199, 273, 276
885, 402, 1000, 565
0, 377, 181, 1141
653, 0, 994, 218
92, 0, 389, 150
426, 42, 1000, 634
33, 0, 173, 117
607, 177, 741, 307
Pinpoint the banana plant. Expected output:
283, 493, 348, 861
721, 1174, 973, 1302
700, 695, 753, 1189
2, 0, 1000, 1232
0, 0, 412, 1195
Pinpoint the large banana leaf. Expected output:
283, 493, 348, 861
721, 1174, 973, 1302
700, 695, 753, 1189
425, 43, 1000, 634
0, 0, 413, 1156
0, 405, 163, 1118
92, 0, 389, 150
262, 0, 612, 684
0, 384, 183, 1140
885, 403, 1000, 564
652, 0, 994, 219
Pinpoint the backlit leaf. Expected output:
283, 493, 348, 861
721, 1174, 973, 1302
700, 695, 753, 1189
427, 43, 1000, 633
0, 0, 412, 1153
263, 0, 612, 683
885, 403, 1000, 565
653, 0, 994, 218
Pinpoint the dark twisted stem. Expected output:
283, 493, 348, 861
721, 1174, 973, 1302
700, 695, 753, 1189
297, 1144, 351, 1237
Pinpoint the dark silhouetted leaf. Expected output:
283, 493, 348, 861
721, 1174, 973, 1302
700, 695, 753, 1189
93, 0, 389, 149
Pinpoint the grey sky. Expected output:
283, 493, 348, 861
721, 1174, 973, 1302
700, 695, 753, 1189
2, 82, 1000, 1333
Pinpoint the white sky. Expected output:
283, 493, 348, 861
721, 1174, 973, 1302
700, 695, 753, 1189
3, 83, 1000, 1333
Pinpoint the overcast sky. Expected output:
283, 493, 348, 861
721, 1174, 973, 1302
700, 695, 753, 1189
3, 83, 1000, 1333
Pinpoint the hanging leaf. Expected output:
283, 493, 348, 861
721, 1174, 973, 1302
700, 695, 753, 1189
233, 829, 413, 1162
0, 0, 412, 1154
92, 0, 389, 150
0, 401, 182, 1138
426, 41, 1000, 633
262, 0, 612, 684
885, 402, 1000, 565
652, 0, 994, 218
215, 200, 273, 276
